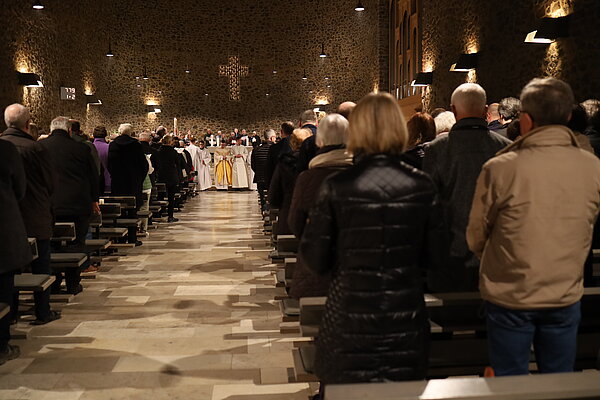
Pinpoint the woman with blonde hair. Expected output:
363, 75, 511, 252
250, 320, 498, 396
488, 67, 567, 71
298, 92, 445, 385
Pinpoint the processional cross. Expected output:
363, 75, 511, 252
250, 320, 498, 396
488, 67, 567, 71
219, 56, 249, 101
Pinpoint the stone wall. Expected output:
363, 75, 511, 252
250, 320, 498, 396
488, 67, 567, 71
0, 0, 382, 135
420, 0, 600, 110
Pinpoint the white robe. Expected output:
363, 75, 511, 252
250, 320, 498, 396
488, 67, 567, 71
246, 148, 257, 190
197, 148, 213, 191
185, 144, 202, 182
230, 145, 249, 189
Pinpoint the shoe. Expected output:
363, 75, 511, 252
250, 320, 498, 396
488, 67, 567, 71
30, 310, 62, 326
82, 265, 99, 273
0, 344, 20, 366
66, 284, 83, 295
167, 217, 179, 223
135, 240, 143, 247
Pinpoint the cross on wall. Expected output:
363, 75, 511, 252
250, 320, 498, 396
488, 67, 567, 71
219, 56, 249, 101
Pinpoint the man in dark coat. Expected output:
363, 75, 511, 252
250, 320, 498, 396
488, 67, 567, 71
108, 124, 149, 210
265, 121, 294, 188
0, 139, 31, 365
251, 129, 276, 212
423, 83, 511, 292
295, 109, 319, 173
1, 104, 60, 324
139, 130, 159, 185
41, 116, 99, 294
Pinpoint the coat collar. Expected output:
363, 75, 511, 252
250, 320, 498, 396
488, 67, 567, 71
2, 127, 34, 140
309, 147, 353, 169
451, 117, 488, 132
497, 125, 578, 155
50, 129, 71, 138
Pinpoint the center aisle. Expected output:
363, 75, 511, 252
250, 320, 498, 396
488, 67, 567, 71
0, 192, 312, 400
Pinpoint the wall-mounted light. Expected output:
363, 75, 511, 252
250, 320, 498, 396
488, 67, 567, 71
355, 1, 365, 11
411, 72, 433, 87
302, 70, 308, 80
450, 53, 478, 72
33, 2, 44, 10
185, 65, 191, 74
86, 95, 102, 105
143, 67, 149, 80
525, 16, 570, 44
17, 72, 43, 87
272, 66, 277, 74
146, 105, 161, 113
320, 43, 327, 58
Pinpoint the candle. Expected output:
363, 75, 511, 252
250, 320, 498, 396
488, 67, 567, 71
216, 136, 220, 147
210, 135, 215, 146
174, 118, 178, 134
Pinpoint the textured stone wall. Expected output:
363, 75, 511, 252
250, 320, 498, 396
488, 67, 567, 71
420, 0, 600, 110
0, 0, 381, 135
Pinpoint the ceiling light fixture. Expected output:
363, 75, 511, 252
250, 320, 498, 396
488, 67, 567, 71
32, 2, 44, 10
143, 67, 149, 80
106, 37, 114, 57
411, 72, 433, 87
525, 15, 570, 44
320, 43, 327, 58
355, 1, 365, 11
450, 53, 478, 72
302, 70, 308, 80
86, 95, 102, 105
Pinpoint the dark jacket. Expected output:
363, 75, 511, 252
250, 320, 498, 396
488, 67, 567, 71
250, 135, 262, 148
1, 128, 55, 239
298, 154, 446, 384
73, 133, 101, 176
268, 151, 298, 235
108, 135, 149, 207
422, 118, 511, 292
0, 140, 31, 273
41, 130, 99, 216
401, 143, 427, 170
156, 145, 180, 187
265, 136, 291, 187
296, 123, 318, 173
250, 142, 271, 184
288, 146, 352, 299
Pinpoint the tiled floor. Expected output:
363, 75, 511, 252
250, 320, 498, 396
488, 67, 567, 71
0, 191, 313, 400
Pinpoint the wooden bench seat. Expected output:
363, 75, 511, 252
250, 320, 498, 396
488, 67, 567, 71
14, 273, 56, 292
98, 227, 128, 239
276, 235, 299, 253
84, 239, 111, 251
51, 222, 76, 243
324, 370, 600, 400
0, 303, 8, 320
280, 298, 300, 317
50, 253, 88, 268
28, 238, 38, 261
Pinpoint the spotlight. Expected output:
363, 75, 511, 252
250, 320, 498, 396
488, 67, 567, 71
106, 38, 114, 57
355, 1, 365, 11
143, 67, 149, 80
33, 2, 44, 10
302, 69, 308, 80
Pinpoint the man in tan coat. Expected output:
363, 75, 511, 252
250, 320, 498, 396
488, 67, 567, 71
467, 77, 600, 376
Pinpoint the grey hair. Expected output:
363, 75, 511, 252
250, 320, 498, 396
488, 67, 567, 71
4, 103, 30, 130
520, 77, 574, 126
498, 97, 521, 121
434, 111, 456, 135
451, 83, 487, 115
316, 113, 349, 147
300, 109, 317, 125
118, 123, 134, 136
50, 116, 71, 132
263, 129, 276, 140
581, 99, 600, 128
138, 131, 152, 142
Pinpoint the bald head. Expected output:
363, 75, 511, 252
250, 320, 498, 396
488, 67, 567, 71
4, 103, 30, 132
451, 83, 487, 121
487, 103, 500, 123
337, 101, 356, 120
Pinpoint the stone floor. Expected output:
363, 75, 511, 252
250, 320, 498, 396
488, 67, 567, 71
0, 191, 313, 400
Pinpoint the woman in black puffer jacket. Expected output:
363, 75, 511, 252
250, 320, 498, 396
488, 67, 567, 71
298, 92, 447, 385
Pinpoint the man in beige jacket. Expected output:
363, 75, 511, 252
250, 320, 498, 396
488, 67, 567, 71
467, 78, 600, 376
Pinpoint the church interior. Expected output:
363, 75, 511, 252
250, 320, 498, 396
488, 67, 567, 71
1, 0, 600, 399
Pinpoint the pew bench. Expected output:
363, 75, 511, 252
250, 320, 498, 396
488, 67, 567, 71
14, 273, 56, 293
28, 238, 38, 261
0, 303, 8, 320
323, 371, 600, 400
50, 253, 88, 268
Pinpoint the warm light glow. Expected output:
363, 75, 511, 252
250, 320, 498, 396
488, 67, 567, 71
467, 69, 477, 83
33, 3, 44, 10
145, 98, 158, 106
450, 63, 472, 72
547, 0, 569, 18
315, 96, 330, 106
373, 81, 380, 94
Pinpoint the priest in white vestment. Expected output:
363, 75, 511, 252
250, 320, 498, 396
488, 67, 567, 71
185, 139, 202, 182
246, 147, 257, 190
231, 139, 249, 189
197, 140, 213, 191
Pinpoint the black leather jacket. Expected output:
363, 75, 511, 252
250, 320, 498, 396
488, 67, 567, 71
298, 153, 447, 384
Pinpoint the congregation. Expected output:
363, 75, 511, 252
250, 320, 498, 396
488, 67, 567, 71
1, 75, 600, 398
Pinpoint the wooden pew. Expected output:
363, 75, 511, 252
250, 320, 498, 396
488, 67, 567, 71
14, 274, 56, 294
28, 238, 38, 261
100, 197, 141, 245
323, 371, 600, 400
0, 303, 8, 320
